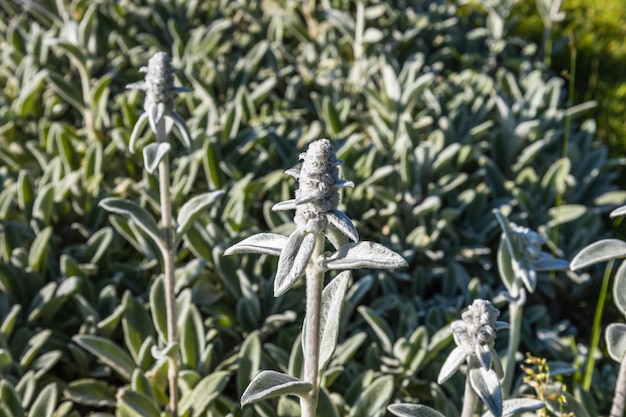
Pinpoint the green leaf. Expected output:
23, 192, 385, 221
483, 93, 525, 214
142, 142, 170, 174
17, 170, 35, 215
481, 398, 545, 417
116, 389, 160, 417
545, 204, 587, 228
322, 241, 407, 271
238, 332, 261, 397
20, 329, 52, 368
179, 304, 203, 370
84, 227, 113, 264
27, 383, 57, 417
388, 404, 446, 417
348, 374, 394, 417
73, 335, 134, 381
0, 304, 21, 339
497, 238, 517, 296
606, 323, 626, 362
28, 225, 52, 272
357, 306, 393, 353
614, 260, 626, 316
63, 379, 116, 407
318, 271, 351, 371
570, 239, 626, 270
122, 291, 155, 362
99, 198, 163, 250
31, 182, 54, 226
178, 371, 230, 416
149, 276, 168, 343
274, 230, 316, 297
46, 71, 84, 111
241, 370, 312, 406
0, 380, 24, 417
175, 191, 225, 239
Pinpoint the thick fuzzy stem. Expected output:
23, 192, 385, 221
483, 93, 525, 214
610, 355, 626, 417
503, 302, 523, 398
461, 357, 479, 417
157, 120, 178, 417
301, 235, 325, 417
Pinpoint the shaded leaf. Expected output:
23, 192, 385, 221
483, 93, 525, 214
606, 323, 626, 362
176, 190, 224, 239
388, 404, 446, 417
481, 398, 544, 417
470, 368, 503, 417
99, 198, 163, 250
73, 335, 134, 381
348, 374, 394, 417
179, 371, 230, 417
614, 260, 626, 316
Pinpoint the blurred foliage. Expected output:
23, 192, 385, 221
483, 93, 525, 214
512, 0, 626, 159
0, 0, 624, 416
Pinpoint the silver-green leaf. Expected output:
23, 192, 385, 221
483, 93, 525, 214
481, 398, 545, 417
570, 239, 626, 270
274, 230, 316, 296
606, 323, 626, 362
99, 198, 163, 250
470, 368, 503, 417
142, 142, 170, 174
318, 271, 351, 371
322, 241, 407, 270
224, 233, 288, 257
240, 370, 312, 406
388, 404, 446, 417
176, 190, 225, 239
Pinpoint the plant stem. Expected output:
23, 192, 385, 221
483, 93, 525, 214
584, 260, 613, 390
610, 354, 626, 417
301, 235, 325, 417
503, 302, 523, 398
461, 357, 478, 417
157, 120, 178, 417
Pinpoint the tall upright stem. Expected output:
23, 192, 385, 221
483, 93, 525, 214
461, 357, 478, 417
610, 355, 626, 417
301, 235, 325, 417
503, 302, 523, 398
156, 120, 178, 417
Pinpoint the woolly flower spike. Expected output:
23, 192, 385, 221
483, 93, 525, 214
225, 139, 406, 297
438, 300, 508, 417
126, 52, 192, 153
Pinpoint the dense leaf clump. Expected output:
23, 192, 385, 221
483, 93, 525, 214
0, 0, 623, 416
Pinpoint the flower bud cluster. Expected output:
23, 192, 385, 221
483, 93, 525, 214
451, 299, 501, 354
294, 139, 345, 234
142, 52, 175, 113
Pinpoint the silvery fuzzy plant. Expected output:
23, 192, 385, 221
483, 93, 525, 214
492, 209, 569, 398
225, 139, 407, 417
570, 203, 626, 417
99, 52, 223, 417
388, 300, 543, 417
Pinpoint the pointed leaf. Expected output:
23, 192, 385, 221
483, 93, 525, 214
27, 383, 57, 417
326, 210, 358, 242
238, 333, 261, 397
0, 380, 24, 417
116, 389, 160, 417
437, 346, 466, 384
388, 404, 446, 417
28, 226, 53, 272
99, 198, 163, 250
358, 306, 393, 353
129, 113, 149, 153
63, 379, 116, 407
72, 335, 134, 381
348, 374, 394, 417
482, 398, 544, 417
614, 260, 626, 316
322, 241, 407, 270
149, 276, 168, 342
606, 323, 626, 362
274, 230, 316, 297
178, 371, 230, 416
610, 205, 626, 218
470, 368, 503, 417
570, 239, 626, 270
224, 233, 288, 257
241, 370, 312, 406
176, 191, 224, 238
142, 142, 170, 174
272, 199, 297, 211
319, 271, 351, 371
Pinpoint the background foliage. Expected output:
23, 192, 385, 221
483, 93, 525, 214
0, 0, 624, 416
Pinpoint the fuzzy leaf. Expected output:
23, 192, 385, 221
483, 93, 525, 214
240, 370, 312, 406
149, 276, 168, 343
388, 404, 446, 417
614, 260, 626, 316
28, 226, 52, 272
570, 239, 626, 270
142, 142, 170, 174
272, 199, 297, 211
348, 374, 394, 417
610, 205, 626, 218
176, 190, 225, 238
470, 368, 503, 417
274, 230, 316, 296
73, 335, 134, 381
27, 383, 57, 417
179, 371, 230, 416
224, 233, 288, 257
437, 346, 466, 384
116, 389, 160, 417
99, 198, 162, 250
318, 271, 351, 371
481, 398, 545, 417
326, 210, 358, 242
63, 379, 116, 407
0, 380, 24, 417
322, 241, 407, 270
606, 323, 626, 362
129, 113, 149, 153
238, 333, 261, 398
358, 306, 394, 353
